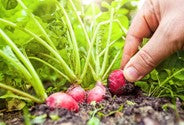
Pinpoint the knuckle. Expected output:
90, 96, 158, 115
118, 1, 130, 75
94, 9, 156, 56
172, 30, 184, 51
137, 49, 156, 69
165, 29, 183, 51
126, 33, 142, 43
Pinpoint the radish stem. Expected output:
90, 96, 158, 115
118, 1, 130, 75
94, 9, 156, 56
29, 57, 71, 82
0, 82, 43, 103
102, 51, 121, 80
95, 37, 101, 77
16, 0, 57, 50
80, 20, 111, 80
100, 9, 114, 77
57, 1, 81, 77
0, 18, 76, 81
88, 62, 98, 81
0, 49, 32, 81
99, 40, 117, 57
68, 0, 91, 46
0, 29, 47, 100
39, 53, 60, 64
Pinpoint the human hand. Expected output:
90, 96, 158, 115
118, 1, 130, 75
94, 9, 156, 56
121, 0, 184, 82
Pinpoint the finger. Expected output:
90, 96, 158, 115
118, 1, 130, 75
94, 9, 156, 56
123, 21, 176, 82
121, 0, 159, 69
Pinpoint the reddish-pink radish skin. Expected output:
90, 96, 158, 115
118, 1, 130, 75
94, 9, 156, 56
87, 82, 106, 104
67, 85, 86, 103
108, 69, 126, 95
46, 92, 79, 112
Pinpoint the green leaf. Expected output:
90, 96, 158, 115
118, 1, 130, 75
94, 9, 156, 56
0, 91, 30, 101
49, 114, 60, 121
177, 95, 184, 101
150, 69, 158, 81
87, 117, 100, 125
126, 100, 136, 106
31, 114, 47, 124
174, 70, 184, 80
101, 1, 110, 10
7, 98, 26, 111
0, 122, 6, 125
0, 73, 4, 81
135, 81, 149, 93
2, 46, 19, 63
33, 0, 57, 22
142, 74, 150, 80
1, 0, 18, 10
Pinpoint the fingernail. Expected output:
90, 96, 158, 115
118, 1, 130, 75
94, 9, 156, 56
124, 67, 140, 82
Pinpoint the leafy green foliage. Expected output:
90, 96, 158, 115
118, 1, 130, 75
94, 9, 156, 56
2, 0, 134, 85
136, 49, 184, 101
0, 0, 50, 107
0, 0, 138, 109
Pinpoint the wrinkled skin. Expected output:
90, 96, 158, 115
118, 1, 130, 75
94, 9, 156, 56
121, 0, 184, 82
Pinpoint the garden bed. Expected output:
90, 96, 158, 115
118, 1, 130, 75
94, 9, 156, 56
1, 88, 184, 125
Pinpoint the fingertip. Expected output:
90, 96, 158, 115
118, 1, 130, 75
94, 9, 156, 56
123, 66, 142, 82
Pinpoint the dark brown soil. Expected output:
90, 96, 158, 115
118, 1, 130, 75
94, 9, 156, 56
1, 88, 184, 125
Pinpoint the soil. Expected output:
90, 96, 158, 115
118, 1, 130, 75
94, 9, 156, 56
1, 87, 184, 125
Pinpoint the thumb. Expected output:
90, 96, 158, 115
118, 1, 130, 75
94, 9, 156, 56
123, 22, 177, 82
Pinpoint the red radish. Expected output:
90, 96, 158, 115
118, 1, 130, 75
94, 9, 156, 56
87, 82, 106, 104
67, 85, 86, 103
108, 69, 126, 95
46, 92, 79, 112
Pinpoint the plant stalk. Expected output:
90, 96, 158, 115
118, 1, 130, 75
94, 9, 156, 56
29, 57, 71, 82
0, 50, 32, 81
0, 82, 42, 103
0, 18, 76, 81
16, 0, 57, 50
57, 1, 81, 76
0, 29, 47, 100
100, 8, 114, 77
80, 20, 111, 80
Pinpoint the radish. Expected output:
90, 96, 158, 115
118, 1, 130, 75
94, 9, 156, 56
46, 92, 79, 112
108, 69, 126, 95
87, 82, 106, 104
67, 85, 86, 103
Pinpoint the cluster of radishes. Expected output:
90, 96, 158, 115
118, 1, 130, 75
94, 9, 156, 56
46, 69, 127, 112
46, 83, 106, 112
